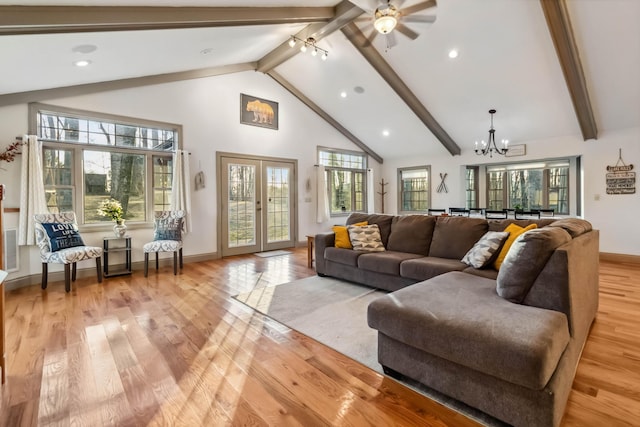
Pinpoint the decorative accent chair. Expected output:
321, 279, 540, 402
34, 212, 103, 293
143, 210, 185, 277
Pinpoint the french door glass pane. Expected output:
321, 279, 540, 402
228, 164, 256, 247
266, 167, 290, 243
83, 150, 146, 223
488, 171, 504, 210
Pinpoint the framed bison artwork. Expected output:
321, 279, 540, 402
240, 94, 279, 130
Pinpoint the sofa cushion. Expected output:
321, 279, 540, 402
368, 271, 571, 390
348, 224, 385, 252
497, 227, 572, 303
429, 216, 488, 259
400, 257, 467, 281
347, 213, 394, 246
387, 215, 436, 255
358, 251, 424, 276
547, 217, 592, 238
333, 221, 367, 249
324, 247, 362, 267
493, 223, 537, 270
461, 231, 509, 268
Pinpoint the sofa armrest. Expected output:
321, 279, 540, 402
314, 232, 335, 275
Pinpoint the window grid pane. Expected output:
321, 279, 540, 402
83, 150, 146, 223
399, 167, 429, 212
43, 148, 74, 213
153, 156, 173, 212
228, 164, 256, 247
319, 149, 367, 215
37, 111, 177, 151
266, 167, 290, 243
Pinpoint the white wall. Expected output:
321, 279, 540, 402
0, 70, 382, 281
381, 126, 640, 256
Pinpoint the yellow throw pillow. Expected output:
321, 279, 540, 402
493, 223, 538, 270
333, 221, 368, 249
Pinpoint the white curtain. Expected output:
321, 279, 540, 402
316, 165, 329, 223
170, 149, 192, 233
18, 135, 48, 246
367, 168, 375, 213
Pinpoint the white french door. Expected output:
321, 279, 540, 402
219, 154, 296, 257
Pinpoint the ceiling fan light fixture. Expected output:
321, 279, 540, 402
374, 4, 399, 34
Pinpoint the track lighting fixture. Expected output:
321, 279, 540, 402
288, 36, 328, 60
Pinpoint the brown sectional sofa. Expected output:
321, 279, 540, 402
314, 213, 599, 427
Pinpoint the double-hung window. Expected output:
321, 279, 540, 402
398, 166, 430, 213
31, 103, 179, 225
486, 160, 570, 214
318, 148, 367, 215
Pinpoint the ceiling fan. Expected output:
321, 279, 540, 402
357, 0, 437, 48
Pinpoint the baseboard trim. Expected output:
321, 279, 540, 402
599, 252, 640, 264
4, 251, 219, 291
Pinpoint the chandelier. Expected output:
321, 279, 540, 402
288, 36, 328, 60
475, 109, 509, 157
374, 3, 399, 34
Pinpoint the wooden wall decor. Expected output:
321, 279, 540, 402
606, 149, 635, 195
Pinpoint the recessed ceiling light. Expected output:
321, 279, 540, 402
72, 44, 97, 54
73, 60, 92, 67
340, 91, 347, 98
448, 49, 459, 59
354, 86, 365, 94
382, 130, 390, 137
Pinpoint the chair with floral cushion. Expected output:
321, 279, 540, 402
34, 212, 103, 293
143, 210, 185, 277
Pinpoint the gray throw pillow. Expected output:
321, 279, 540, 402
497, 227, 571, 303
461, 231, 509, 269
348, 224, 385, 252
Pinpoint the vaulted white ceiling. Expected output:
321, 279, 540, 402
1, 0, 638, 162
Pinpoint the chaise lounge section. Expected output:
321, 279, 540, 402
315, 213, 599, 426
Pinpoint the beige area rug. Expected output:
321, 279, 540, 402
233, 276, 506, 427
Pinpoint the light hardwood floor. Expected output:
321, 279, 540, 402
0, 249, 638, 426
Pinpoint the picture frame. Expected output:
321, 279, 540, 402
240, 93, 279, 130
505, 143, 526, 157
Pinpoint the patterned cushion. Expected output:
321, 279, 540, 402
461, 231, 509, 269
40, 222, 85, 252
154, 217, 183, 241
347, 224, 385, 252
144, 240, 183, 253
41, 246, 103, 264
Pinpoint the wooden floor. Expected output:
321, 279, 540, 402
0, 249, 638, 426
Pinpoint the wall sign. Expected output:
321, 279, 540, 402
606, 149, 635, 195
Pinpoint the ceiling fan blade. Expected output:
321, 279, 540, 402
403, 15, 437, 24
395, 22, 420, 40
402, 0, 437, 16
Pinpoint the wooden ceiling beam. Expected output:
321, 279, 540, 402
540, 0, 597, 141
268, 70, 384, 164
341, 22, 460, 156
0, 63, 257, 108
0, 6, 334, 35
